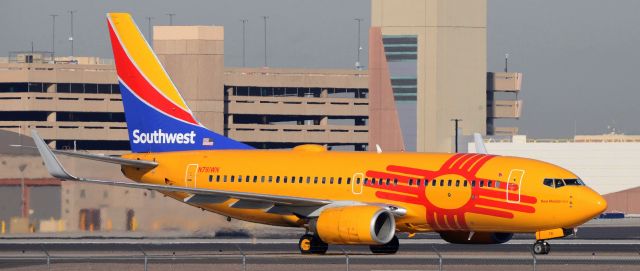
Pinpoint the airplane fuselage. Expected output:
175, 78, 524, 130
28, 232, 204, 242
122, 146, 605, 234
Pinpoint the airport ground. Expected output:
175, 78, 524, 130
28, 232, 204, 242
0, 219, 639, 271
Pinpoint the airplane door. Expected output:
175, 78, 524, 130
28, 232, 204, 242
185, 164, 199, 188
352, 173, 364, 194
506, 169, 525, 202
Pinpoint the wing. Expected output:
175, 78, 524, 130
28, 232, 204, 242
31, 129, 329, 208
31, 129, 406, 217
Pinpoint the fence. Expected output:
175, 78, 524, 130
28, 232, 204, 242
1, 244, 640, 271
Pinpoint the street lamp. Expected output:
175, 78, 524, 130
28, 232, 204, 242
451, 119, 462, 153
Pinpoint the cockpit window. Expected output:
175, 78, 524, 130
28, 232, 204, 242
544, 178, 585, 188
563, 179, 585, 186
543, 178, 554, 187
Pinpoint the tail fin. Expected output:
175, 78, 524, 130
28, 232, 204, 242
106, 13, 252, 152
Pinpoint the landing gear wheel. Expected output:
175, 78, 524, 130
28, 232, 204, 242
370, 235, 399, 254
298, 234, 328, 254
533, 240, 550, 255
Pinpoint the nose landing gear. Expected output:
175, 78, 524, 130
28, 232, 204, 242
533, 240, 550, 255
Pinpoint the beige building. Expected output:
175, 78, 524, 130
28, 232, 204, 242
370, 0, 520, 152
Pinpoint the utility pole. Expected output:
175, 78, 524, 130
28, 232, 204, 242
504, 53, 509, 72
146, 16, 154, 44
241, 19, 248, 67
68, 10, 76, 60
262, 16, 268, 67
451, 119, 462, 153
354, 18, 363, 70
166, 13, 175, 26
50, 14, 58, 61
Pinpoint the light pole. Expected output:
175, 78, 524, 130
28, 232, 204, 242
354, 18, 363, 70
241, 19, 248, 67
68, 10, 76, 59
50, 14, 58, 61
146, 16, 154, 43
504, 53, 509, 72
451, 119, 462, 153
166, 13, 175, 26
262, 16, 268, 67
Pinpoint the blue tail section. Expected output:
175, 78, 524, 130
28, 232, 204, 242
118, 82, 253, 153
108, 13, 253, 153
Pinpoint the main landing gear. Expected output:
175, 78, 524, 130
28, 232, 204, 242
298, 234, 400, 254
533, 240, 550, 255
298, 234, 328, 254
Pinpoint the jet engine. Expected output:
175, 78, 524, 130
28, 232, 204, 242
439, 231, 513, 244
310, 205, 395, 245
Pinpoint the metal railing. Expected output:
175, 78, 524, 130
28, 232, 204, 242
2, 244, 640, 271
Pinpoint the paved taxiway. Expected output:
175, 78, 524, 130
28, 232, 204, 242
0, 226, 639, 270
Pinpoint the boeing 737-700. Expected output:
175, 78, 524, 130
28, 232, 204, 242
31, 13, 607, 255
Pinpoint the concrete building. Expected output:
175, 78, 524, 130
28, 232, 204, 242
0, 1, 524, 233
368, 0, 521, 152
469, 134, 640, 214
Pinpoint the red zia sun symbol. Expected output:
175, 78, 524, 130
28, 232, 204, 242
365, 153, 537, 230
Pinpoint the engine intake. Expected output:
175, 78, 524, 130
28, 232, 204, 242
311, 206, 395, 245
439, 231, 513, 244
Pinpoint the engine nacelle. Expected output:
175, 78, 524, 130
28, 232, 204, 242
439, 231, 513, 244
311, 206, 395, 245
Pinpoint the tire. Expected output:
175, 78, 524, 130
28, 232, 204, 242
370, 235, 399, 254
533, 241, 549, 255
298, 234, 314, 254
310, 235, 328, 254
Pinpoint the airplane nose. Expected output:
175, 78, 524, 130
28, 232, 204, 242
588, 190, 608, 217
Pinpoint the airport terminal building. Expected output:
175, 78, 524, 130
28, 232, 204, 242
0, 0, 534, 233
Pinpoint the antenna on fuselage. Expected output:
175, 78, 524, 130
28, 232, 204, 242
473, 133, 488, 154
375, 144, 382, 154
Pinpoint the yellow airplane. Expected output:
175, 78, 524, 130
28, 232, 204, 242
31, 13, 607, 255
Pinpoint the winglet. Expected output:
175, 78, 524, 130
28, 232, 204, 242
473, 133, 488, 154
31, 129, 76, 180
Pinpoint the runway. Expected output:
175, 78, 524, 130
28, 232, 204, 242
1, 235, 640, 271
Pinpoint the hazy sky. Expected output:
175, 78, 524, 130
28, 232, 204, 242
1, 0, 639, 138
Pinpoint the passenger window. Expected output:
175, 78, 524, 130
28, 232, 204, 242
356, 178, 361, 184
223, 175, 227, 182
388, 179, 392, 186
455, 180, 460, 187
554, 179, 565, 188
347, 177, 351, 185
238, 175, 243, 182
447, 180, 452, 187
488, 180, 492, 187
268, 176, 273, 183
209, 175, 213, 182
440, 180, 444, 186
479, 180, 484, 187
216, 175, 221, 182
283, 176, 287, 183
231, 176, 235, 182
322, 177, 326, 184
416, 179, 421, 186
432, 180, 436, 186
298, 176, 303, 183
543, 178, 554, 188
261, 176, 265, 183
276, 176, 280, 183
463, 180, 468, 187
330, 177, 334, 184
408, 179, 413, 186
314, 177, 318, 184
394, 179, 398, 186
364, 178, 368, 185
338, 177, 342, 184
471, 180, 475, 187
495, 181, 500, 188
253, 176, 258, 183
306, 177, 311, 184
